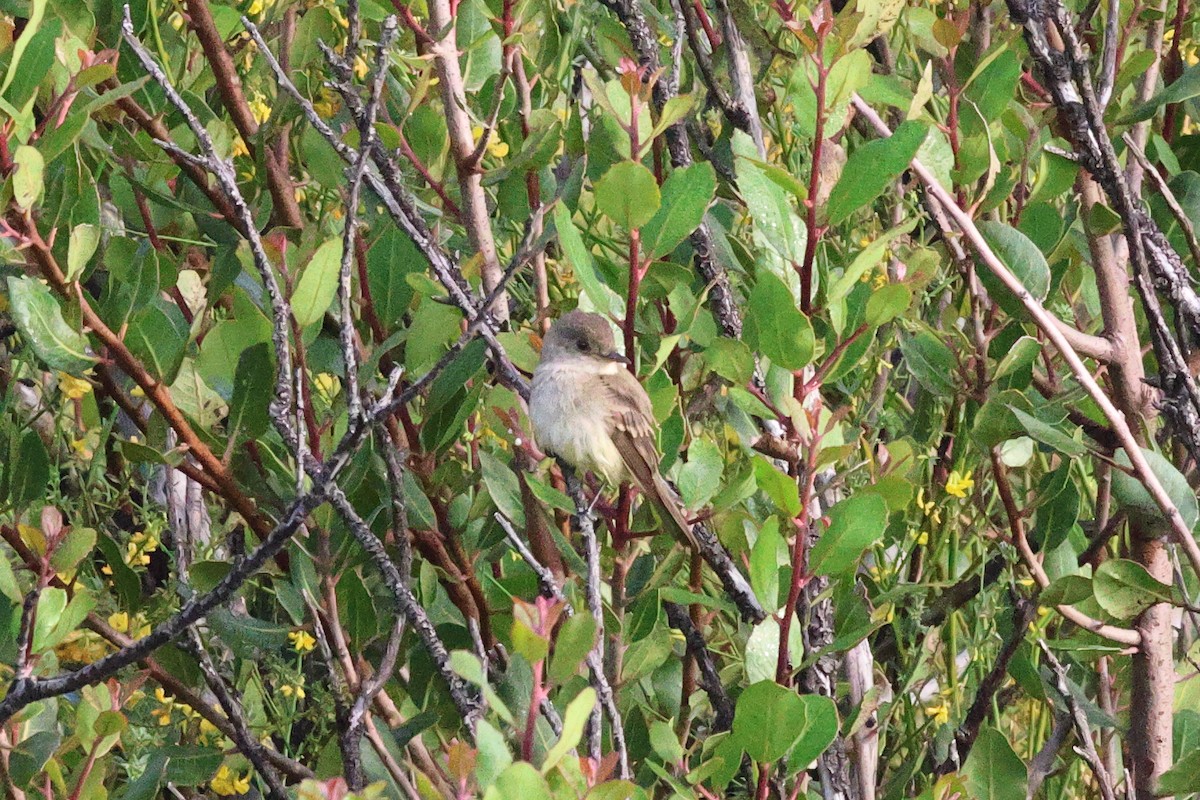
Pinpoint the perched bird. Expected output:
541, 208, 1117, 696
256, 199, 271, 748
529, 310, 698, 547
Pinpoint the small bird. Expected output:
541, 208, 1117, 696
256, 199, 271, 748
529, 310, 698, 547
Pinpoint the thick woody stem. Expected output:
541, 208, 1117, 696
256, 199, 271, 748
422, 0, 508, 322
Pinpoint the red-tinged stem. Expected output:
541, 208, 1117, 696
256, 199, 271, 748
1163, 0, 1189, 141
798, 49, 827, 315
693, 0, 721, 50
1021, 72, 1051, 101
803, 323, 869, 392
624, 230, 644, 374
397, 131, 464, 221
67, 740, 101, 800
755, 764, 771, 800
775, 413, 820, 685
522, 659, 545, 761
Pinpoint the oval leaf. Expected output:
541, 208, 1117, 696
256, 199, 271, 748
594, 161, 660, 230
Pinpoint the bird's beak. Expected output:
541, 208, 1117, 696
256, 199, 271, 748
604, 351, 630, 365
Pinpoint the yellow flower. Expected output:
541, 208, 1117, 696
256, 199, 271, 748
168, 11, 185, 30
313, 88, 340, 118
872, 271, 888, 289
58, 372, 92, 399
248, 93, 272, 126
487, 138, 509, 158
354, 55, 369, 80
945, 470, 975, 499
130, 385, 146, 398
294, 186, 307, 204
280, 678, 306, 699
211, 765, 251, 796
915, 530, 929, 546
314, 373, 340, 400
152, 687, 174, 726
288, 630, 317, 654
925, 700, 950, 725
231, 137, 250, 158
108, 611, 130, 633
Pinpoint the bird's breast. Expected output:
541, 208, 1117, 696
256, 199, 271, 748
529, 363, 625, 485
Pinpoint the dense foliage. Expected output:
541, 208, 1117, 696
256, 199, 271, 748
2, 0, 1200, 797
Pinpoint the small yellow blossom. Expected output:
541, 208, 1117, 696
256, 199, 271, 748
58, 372, 92, 399
354, 55, 369, 80
925, 699, 950, 725
108, 611, 130, 633
294, 186, 307, 204
915, 487, 942, 525
152, 687, 174, 725
289, 630, 317, 653
248, 93, 272, 126
487, 138, 509, 158
314, 373, 341, 400
859, 236, 872, 248
915, 530, 929, 546
168, 11, 185, 30
211, 765, 251, 796
872, 271, 888, 289
130, 385, 145, 398
280, 677, 306, 699
70, 438, 93, 459
231, 137, 250, 158
945, 470, 975, 499
313, 87, 341, 118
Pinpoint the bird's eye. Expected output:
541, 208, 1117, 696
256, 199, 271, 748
576, 340, 588, 351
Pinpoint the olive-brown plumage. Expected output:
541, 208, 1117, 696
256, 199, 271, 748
529, 311, 697, 547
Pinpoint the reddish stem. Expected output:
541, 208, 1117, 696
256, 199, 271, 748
798, 49, 827, 315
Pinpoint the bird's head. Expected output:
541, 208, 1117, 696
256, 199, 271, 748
540, 310, 627, 367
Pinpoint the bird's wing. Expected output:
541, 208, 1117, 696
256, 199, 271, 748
602, 369, 697, 546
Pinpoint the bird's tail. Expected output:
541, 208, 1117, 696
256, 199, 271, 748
651, 474, 700, 549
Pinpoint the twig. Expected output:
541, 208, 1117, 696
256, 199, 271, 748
663, 602, 736, 731
1038, 640, 1119, 800
1124, 133, 1200, 273
328, 488, 483, 734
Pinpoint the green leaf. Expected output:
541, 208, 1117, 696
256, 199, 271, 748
744, 615, 803, 684
486, 762, 552, 800
1158, 748, 1200, 794
227, 343, 273, 442
367, 229, 419, 326
827, 121, 927, 225
11, 145, 43, 210
594, 161, 660, 230
744, 271, 814, 370
480, 450, 525, 528
154, 746, 222, 787
552, 203, 622, 316
542, 688, 596, 772
126, 304, 189, 384
754, 456, 802, 517
548, 612, 597, 684
976, 221, 1050, 317
291, 238, 343, 327
808, 494, 888, 577
66, 224, 100, 282
864, 283, 912, 326
641, 163, 717, 258
7, 275, 95, 373
898, 331, 955, 397
475, 720, 513, 789
962, 728, 1027, 800
50, 527, 97, 574
735, 134, 806, 263
1111, 447, 1200, 534
32, 587, 68, 652
0, 0, 47, 99
1009, 406, 1087, 457
732, 681, 837, 764
677, 439, 724, 509
750, 517, 787, 613
1093, 558, 1177, 619
650, 719, 685, 763
1123, 64, 1200, 123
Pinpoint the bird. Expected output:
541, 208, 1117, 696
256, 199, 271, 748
528, 310, 698, 548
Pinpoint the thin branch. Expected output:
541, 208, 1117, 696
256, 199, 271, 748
1038, 640, 1119, 800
